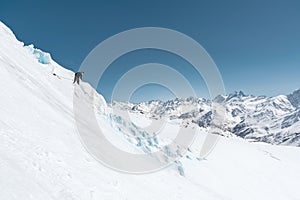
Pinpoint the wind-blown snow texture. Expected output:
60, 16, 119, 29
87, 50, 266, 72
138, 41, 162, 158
0, 21, 300, 200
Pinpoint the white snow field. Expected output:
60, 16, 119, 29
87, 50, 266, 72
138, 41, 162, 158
0, 21, 300, 200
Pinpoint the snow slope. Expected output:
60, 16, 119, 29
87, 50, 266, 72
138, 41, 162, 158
0, 21, 300, 200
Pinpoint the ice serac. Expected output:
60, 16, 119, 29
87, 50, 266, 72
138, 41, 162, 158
25, 44, 52, 64
1, 21, 300, 200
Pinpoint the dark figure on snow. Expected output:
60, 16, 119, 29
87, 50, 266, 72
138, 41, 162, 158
73, 72, 84, 85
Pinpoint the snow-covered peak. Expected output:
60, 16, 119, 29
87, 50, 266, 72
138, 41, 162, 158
287, 88, 300, 108
226, 90, 247, 101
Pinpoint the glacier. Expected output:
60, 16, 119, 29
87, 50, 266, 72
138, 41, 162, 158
0, 21, 300, 200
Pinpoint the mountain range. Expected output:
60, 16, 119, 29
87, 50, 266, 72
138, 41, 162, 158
113, 89, 300, 147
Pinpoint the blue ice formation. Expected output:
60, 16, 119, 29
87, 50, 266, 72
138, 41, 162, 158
25, 44, 51, 64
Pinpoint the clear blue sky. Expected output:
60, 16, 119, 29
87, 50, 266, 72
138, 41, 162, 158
1, 0, 300, 102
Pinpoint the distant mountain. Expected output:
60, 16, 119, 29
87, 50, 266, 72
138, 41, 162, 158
287, 89, 300, 108
112, 90, 300, 147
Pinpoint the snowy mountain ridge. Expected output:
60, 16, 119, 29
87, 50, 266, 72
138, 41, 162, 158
113, 89, 300, 146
